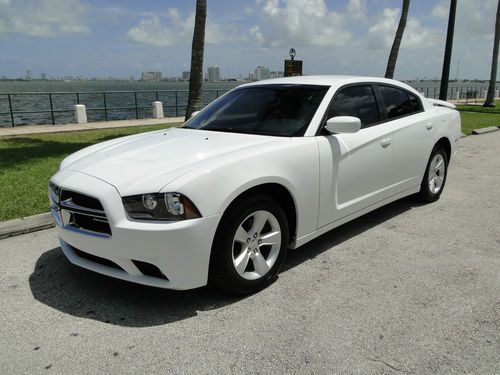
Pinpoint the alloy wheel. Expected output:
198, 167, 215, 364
231, 210, 282, 280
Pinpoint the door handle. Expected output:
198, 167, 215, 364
426, 123, 433, 130
381, 138, 391, 148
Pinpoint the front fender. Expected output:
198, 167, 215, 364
161, 137, 321, 240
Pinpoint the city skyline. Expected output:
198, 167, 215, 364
0, 0, 498, 80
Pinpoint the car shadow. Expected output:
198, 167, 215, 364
29, 196, 424, 327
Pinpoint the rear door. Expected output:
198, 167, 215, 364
376, 84, 436, 191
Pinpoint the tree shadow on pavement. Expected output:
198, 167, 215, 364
29, 196, 424, 328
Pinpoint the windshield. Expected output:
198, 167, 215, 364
184, 84, 329, 137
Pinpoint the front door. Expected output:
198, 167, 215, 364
317, 84, 394, 227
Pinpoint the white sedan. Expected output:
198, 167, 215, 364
49, 76, 461, 294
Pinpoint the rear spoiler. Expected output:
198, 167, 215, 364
427, 98, 456, 109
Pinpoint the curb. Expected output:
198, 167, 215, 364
0, 213, 54, 240
471, 126, 500, 135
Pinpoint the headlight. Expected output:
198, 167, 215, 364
122, 192, 201, 221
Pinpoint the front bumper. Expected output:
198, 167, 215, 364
50, 169, 221, 290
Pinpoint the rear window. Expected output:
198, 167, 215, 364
378, 85, 422, 119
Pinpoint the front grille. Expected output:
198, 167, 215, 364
60, 190, 104, 211
50, 183, 112, 237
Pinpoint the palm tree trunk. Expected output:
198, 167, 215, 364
439, 0, 457, 101
385, 0, 410, 79
484, 0, 500, 107
185, 0, 207, 120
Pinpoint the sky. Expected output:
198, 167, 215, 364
0, 0, 498, 80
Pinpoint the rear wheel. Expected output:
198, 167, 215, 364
209, 196, 289, 294
418, 145, 448, 202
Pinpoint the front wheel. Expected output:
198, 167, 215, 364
418, 145, 448, 202
209, 196, 289, 294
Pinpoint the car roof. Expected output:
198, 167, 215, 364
239, 75, 419, 94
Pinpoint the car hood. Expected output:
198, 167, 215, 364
62, 127, 284, 196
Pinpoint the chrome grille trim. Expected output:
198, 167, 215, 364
59, 198, 106, 217
49, 182, 112, 238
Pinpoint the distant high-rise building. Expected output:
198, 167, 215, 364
40, 73, 47, 80
207, 66, 220, 82
255, 66, 270, 81
141, 71, 162, 81
153, 71, 162, 81
182, 71, 190, 80
26, 68, 32, 80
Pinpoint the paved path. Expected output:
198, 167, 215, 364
0, 117, 184, 138
0, 133, 499, 374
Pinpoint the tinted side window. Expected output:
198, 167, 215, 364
378, 85, 414, 119
408, 92, 423, 112
329, 85, 380, 128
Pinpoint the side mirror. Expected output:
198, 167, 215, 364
325, 116, 361, 134
190, 111, 201, 119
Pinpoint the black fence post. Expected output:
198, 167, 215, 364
175, 91, 179, 117
76, 93, 80, 104
134, 92, 138, 119
103, 93, 108, 121
155, 91, 159, 101
7, 94, 15, 127
49, 93, 55, 125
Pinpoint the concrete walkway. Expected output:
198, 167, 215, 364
0, 117, 185, 138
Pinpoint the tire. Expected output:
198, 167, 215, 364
418, 144, 448, 202
209, 195, 289, 294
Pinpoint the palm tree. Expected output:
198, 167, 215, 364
385, 0, 410, 79
439, 0, 457, 101
483, 0, 500, 107
185, 0, 207, 120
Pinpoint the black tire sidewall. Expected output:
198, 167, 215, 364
210, 196, 289, 294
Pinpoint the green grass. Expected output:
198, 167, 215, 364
460, 112, 500, 135
0, 124, 178, 222
458, 100, 500, 135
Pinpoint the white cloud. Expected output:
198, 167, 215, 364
0, 0, 89, 38
250, 0, 355, 48
127, 8, 245, 47
431, 3, 448, 19
127, 16, 177, 47
367, 7, 438, 50
346, 0, 367, 19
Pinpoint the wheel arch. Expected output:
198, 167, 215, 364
435, 137, 452, 164
217, 182, 298, 246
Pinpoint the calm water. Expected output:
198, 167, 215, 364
0, 80, 496, 127
0, 81, 240, 127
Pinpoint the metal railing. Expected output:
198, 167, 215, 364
410, 85, 499, 101
0, 89, 227, 127
1, 85, 498, 127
